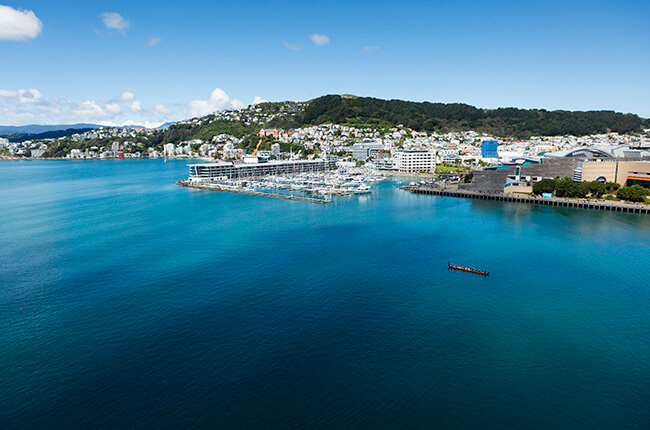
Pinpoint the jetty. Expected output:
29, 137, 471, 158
402, 185, 650, 214
176, 180, 332, 204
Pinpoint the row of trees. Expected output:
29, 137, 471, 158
532, 177, 648, 202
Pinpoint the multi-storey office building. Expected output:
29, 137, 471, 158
397, 150, 436, 173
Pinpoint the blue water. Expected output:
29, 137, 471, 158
1, 159, 649, 429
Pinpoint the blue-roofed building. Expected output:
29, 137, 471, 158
481, 140, 499, 158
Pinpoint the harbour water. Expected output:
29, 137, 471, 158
1, 159, 649, 428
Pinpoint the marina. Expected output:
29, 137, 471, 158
176, 180, 333, 204
180, 168, 385, 201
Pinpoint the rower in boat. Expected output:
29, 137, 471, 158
448, 262, 489, 276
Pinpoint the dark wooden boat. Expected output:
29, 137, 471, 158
448, 262, 489, 276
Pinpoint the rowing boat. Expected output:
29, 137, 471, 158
448, 262, 489, 276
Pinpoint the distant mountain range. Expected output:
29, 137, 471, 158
0, 122, 175, 138
0, 123, 104, 135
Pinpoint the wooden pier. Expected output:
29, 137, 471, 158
403, 185, 650, 214
176, 180, 332, 204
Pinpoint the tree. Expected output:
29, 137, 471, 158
589, 181, 606, 197
554, 178, 576, 197
533, 178, 555, 194
616, 185, 648, 202
577, 182, 591, 198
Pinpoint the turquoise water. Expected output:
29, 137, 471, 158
1, 159, 649, 429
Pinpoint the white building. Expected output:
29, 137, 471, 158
352, 142, 384, 160
163, 143, 175, 157
271, 143, 281, 157
397, 149, 436, 173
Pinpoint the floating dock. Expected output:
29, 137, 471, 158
176, 180, 332, 204
403, 185, 650, 214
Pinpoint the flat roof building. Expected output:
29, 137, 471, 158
397, 150, 436, 174
188, 159, 336, 181
352, 142, 384, 160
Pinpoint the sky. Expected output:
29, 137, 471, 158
0, 0, 649, 127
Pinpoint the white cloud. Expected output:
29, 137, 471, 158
0, 5, 42, 41
105, 102, 121, 115
0, 88, 260, 127
17, 89, 43, 104
283, 41, 303, 51
252, 96, 268, 105
187, 88, 244, 117
154, 104, 172, 115
99, 119, 164, 129
74, 100, 111, 119
0, 105, 35, 123
0, 88, 164, 126
309, 33, 330, 46
100, 12, 130, 35
363, 46, 380, 53
146, 37, 162, 47
130, 100, 142, 112
0, 89, 18, 98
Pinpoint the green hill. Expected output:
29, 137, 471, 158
298, 95, 646, 138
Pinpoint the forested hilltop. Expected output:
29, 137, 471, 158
299, 95, 645, 139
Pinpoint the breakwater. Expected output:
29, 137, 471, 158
176, 180, 332, 204
403, 185, 650, 214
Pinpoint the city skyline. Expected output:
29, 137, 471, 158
1, 0, 649, 127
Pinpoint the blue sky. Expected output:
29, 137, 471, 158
1, 0, 649, 126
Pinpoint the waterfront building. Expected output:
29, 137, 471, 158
352, 142, 384, 160
397, 149, 436, 173
545, 145, 650, 159
581, 160, 650, 188
463, 158, 650, 192
374, 157, 398, 171
188, 159, 337, 181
